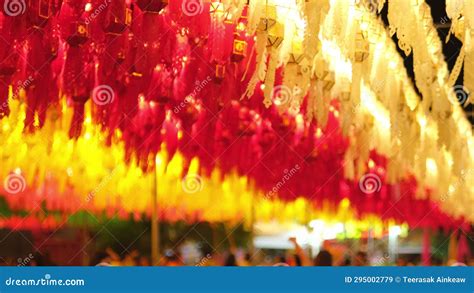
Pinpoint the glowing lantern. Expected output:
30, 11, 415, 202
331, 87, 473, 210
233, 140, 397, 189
267, 22, 284, 48
354, 31, 370, 62
210, 1, 223, 14
258, 5, 277, 31
232, 39, 247, 62
231, 6, 249, 62
289, 41, 304, 64
66, 21, 89, 47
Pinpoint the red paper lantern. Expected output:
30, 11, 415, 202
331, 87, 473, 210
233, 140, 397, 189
214, 64, 225, 83
66, 21, 89, 46
231, 39, 247, 62
231, 5, 248, 62
135, 0, 167, 13
104, 0, 132, 34
27, 0, 53, 28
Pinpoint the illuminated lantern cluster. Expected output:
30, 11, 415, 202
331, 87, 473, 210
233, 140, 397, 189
0, 0, 472, 228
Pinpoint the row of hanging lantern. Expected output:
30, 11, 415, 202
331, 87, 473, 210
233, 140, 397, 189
0, 0, 472, 223
237, 0, 473, 221
0, 96, 463, 229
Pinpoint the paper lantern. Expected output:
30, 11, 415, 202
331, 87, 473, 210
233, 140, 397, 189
104, 1, 132, 35
214, 64, 226, 83
354, 31, 369, 62
136, 0, 167, 13
231, 39, 247, 62
28, 0, 52, 28
289, 42, 304, 64
323, 72, 336, 91
231, 7, 248, 62
210, 1, 223, 15
66, 21, 89, 47
257, 5, 277, 31
267, 22, 284, 48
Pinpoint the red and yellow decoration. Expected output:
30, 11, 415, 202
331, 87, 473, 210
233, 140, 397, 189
0, 0, 472, 230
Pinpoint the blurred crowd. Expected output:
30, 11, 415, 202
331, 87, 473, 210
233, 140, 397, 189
86, 238, 471, 267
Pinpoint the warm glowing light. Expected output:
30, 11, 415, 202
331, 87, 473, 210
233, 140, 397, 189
316, 128, 323, 138
236, 22, 246, 31
368, 159, 375, 169
389, 225, 401, 237
360, 83, 391, 130
139, 95, 146, 109
426, 158, 438, 174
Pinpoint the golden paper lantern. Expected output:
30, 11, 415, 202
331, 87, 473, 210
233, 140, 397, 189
258, 5, 277, 31
267, 23, 284, 48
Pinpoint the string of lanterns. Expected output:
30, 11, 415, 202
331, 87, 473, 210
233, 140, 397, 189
0, 0, 472, 227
